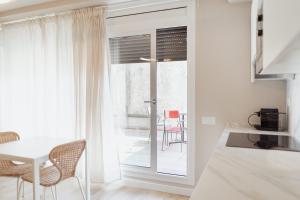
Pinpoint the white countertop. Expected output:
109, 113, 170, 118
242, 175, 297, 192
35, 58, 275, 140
190, 126, 300, 200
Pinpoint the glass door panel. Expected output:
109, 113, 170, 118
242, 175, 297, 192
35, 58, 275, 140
156, 27, 188, 176
110, 34, 151, 167
109, 26, 188, 175
156, 61, 188, 175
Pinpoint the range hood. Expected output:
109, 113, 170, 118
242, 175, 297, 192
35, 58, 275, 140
260, 0, 300, 75
261, 31, 300, 75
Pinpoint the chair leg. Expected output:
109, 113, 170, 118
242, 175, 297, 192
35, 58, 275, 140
51, 186, 57, 200
161, 131, 165, 151
181, 132, 183, 152
17, 180, 24, 200
166, 132, 169, 146
148, 132, 151, 144
75, 176, 86, 200
22, 180, 24, 199
43, 187, 46, 200
165, 132, 168, 146
16, 177, 20, 200
55, 185, 58, 200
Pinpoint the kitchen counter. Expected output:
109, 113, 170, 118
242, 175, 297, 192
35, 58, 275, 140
190, 126, 300, 200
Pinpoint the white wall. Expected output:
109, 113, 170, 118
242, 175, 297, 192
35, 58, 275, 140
195, 0, 287, 181
287, 75, 300, 140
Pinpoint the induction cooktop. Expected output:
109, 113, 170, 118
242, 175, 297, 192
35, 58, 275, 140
226, 132, 300, 152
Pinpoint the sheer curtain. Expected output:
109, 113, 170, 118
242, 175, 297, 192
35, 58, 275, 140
0, 7, 120, 183
72, 8, 120, 183
0, 16, 75, 139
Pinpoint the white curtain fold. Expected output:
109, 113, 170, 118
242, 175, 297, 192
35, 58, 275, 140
72, 8, 120, 183
0, 7, 120, 183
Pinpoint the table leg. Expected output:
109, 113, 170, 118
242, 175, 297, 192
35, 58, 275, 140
33, 160, 40, 200
85, 143, 91, 200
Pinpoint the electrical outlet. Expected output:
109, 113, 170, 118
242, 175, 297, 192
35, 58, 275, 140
201, 116, 216, 125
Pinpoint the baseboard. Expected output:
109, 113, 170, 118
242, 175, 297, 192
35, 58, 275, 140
122, 177, 193, 196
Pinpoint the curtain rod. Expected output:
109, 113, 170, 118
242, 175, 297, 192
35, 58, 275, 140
0, 4, 186, 26
106, 6, 186, 19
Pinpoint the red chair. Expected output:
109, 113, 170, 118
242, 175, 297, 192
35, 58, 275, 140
162, 110, 184, 151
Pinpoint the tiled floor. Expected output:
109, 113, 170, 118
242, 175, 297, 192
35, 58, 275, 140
0, 177, 189, 200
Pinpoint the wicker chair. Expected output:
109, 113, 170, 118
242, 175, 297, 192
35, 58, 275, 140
20, 140, 86, 200
0, 132, 32, 199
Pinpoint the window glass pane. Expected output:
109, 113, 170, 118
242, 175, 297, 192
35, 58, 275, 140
156, 26, 188, 176
156, 61, 187, 176
110, 35, 151, 168
109, 34, 151, 64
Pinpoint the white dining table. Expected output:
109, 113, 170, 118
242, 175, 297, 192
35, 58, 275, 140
0, 137, 90, 200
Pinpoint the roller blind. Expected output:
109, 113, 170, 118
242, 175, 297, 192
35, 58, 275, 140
109, 34, 151, 64
109, 26, 187, 64
156, 26, 187, 62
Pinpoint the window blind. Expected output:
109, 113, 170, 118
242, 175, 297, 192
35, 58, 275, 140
156, 26, 187, 62
109, 34, 151, 64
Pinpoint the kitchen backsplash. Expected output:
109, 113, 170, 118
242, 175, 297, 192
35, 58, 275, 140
287, 75, 300, 140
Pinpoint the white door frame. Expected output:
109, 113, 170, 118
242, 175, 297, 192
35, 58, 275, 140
107, 0, 196, 186
150, 29, 158, 173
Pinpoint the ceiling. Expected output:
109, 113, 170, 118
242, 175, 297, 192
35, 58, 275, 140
0, 0, 54, 12
0, 0, 133, 20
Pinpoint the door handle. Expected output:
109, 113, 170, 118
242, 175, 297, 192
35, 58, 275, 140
144, 98, 157, 105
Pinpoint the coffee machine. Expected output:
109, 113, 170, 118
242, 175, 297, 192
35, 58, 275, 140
248, 108, 284, 131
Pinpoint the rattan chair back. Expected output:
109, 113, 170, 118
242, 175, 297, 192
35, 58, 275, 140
0, 132, 20, 144
0, 132, 20, 168
49, 140, 86, 182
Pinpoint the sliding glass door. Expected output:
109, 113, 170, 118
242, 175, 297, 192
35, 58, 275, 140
106, 0, 195, 179
110, 34, 152, 168
156, 27, 188, 176
109, 25, 188, 177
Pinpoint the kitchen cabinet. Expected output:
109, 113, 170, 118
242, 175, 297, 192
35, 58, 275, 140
262, 0, 300, 74
251, 0, 292, 81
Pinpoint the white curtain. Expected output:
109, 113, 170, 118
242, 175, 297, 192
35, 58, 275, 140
0, 16, 75, 139
0, 7, 120, 183
72, 8, 120, 183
